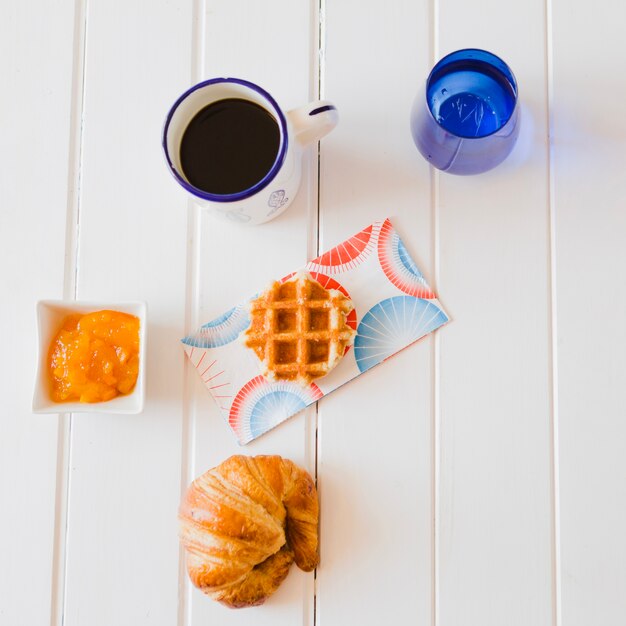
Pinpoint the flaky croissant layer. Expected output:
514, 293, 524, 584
179, 454, 319, 608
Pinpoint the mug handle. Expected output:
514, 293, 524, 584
286, 100, 339, 146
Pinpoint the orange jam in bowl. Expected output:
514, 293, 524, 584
48, 310, 140, 403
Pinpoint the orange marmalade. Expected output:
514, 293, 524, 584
48, 310, 140, 403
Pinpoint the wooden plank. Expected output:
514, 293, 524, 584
551, 1, 626, 623
61, 1, 192, 624
0, 1, 75, 624
185, 0, 320, 624
319, 1, 436, 624
435, 1, 555, 625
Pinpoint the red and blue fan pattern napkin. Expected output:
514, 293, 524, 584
182, 218, 449, 444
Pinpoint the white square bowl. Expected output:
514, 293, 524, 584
33, 300, 147, 414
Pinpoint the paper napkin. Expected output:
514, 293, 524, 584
182, 218, 449, 444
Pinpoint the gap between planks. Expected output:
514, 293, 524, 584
429, 0, 440, 624
177, 0, 206, 624
544, 0, 562, 622
50, 1, 88, 625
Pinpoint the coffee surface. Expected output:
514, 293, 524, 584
180, 98, 280, 195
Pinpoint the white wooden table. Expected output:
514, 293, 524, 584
3, 1, 625, 625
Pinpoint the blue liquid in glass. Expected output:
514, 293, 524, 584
411, 49, 520, 175
428, 62, 516, 138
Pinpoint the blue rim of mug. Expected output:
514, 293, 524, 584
425, 48, 519, 139
162, 77, 288, 203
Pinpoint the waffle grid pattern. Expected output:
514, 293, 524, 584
243, 274, 355, 386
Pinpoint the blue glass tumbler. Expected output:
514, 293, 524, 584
410, 49, 520, 175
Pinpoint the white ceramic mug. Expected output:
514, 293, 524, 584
162, 78, 338, 225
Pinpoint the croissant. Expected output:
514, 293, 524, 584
178, 454, 319, 608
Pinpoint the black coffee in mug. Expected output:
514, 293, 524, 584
179, 98, 280, 195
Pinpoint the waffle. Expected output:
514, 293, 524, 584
242, 272, 355, 386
